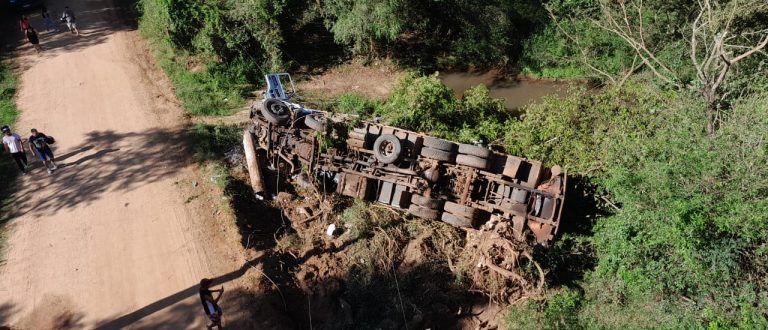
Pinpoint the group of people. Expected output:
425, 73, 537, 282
2, 126, 57, 175
20, 6, 79, 53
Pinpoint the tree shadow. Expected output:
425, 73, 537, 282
8, 128, 193, 218
1, 0, 137, 70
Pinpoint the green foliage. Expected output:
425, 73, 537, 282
322, 0, 403, 54
504, 82, 670, 173
188, 123, 242, 163
0, 60, 18, 125
377, 73, 456, 132
507, 290, 584, 330
331, 93, 381, 118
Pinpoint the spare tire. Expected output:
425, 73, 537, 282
410, 194, 442, 209
443, 201, 478, 219
456, 154, 488, 170
458, 143, 491, 159
304, 113, 327, 132
407, 205, 440, 220
441, 212, 472, 228
422, 136, 456, 151
419, 147, 454, 162
373, 134, 402, 164
261, 99, 291, 125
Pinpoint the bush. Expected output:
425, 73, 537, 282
377, 73, 456, 133
331, 93, 381, 118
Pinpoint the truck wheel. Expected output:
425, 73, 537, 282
458, 143, 491, 159
304, 113, 327, 132
441, 212, 472, 228
423, 136, 456, 151
456, 154, 488, 170
410, 194, 442, 209
373, 134, 402, 164
407, 205, 440, 220
261, 99, 291, 125
419, 147, 454, 162
443, 201, 478, 219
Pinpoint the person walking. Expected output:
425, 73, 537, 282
2, 126, 28, 175
25, 28, 43, 53
41, 6, 57, 32
61, 6, 79, 36
28, 129, 57, 174
199, 278, 224, 330
19, 15, 31, 32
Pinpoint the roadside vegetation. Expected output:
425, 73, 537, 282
0, 52, 20, 257
137, 0, 768, 328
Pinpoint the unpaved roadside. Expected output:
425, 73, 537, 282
0, 1, 260, 329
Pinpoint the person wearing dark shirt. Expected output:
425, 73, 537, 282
199, 278, 224, 329
28, 129, 57, 174
42, 6, 57, 32
25, 28, 42, 53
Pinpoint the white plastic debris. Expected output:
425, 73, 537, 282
326, 224, 336, 237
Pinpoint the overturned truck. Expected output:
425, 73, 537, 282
243, 74, 567, 245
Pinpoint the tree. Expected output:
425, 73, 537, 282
594, 0, 768, 134
322, 0, 404, 55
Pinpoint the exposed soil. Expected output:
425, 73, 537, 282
296, 59, 405, 100
0, 1, 274, 329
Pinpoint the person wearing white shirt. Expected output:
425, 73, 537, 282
2, 125, 28, 175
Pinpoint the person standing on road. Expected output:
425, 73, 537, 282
2, 126, 28, 175
25, 28, 43, 53
199, 278, 224, 329
41, 6, 57, 32
61, 6, 79, 36
19, 15, 31, 32
28, 129, 57, 174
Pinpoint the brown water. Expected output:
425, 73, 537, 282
438, 71, 571, 110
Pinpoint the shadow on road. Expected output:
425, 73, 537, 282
9, 128, 193, 218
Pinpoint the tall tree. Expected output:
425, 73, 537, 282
594, 0, 768, 134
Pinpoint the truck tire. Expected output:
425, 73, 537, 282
373, 134, 402, 164
304, 113, 327, 132
410, 194, 442, 209
456, 154, 488, 170
458, 143, 491, 159
419, 147, 454, 162
423, 136, 456, 151
443, 201, 478, 219
407, 205, 440, 220
441, 212, 472, 228
261, 99, 291, 125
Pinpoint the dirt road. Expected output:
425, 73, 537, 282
0, 1, 256, 329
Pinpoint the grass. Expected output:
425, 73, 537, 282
188, 123, 242, 163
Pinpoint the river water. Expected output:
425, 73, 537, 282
438, 71, 571, 111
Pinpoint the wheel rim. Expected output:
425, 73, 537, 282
269, 103, 287, 115
379, 140, 395, 158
